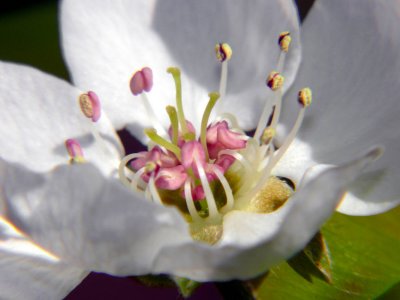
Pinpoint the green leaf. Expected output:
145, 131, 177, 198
250, 206, 400, 299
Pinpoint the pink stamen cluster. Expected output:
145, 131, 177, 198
130, 121, 247, 201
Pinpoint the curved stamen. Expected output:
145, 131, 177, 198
148, 175, 163, 205
118, 153, 146, 188
215, 113, 242, 132
195, 157, 220, 220
213, 168, 234, 213
217, 150, 252, 172
184, 180, 202, 222
131, 167, 147, 192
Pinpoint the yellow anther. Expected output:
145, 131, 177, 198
79, 93, 93, 118
278, 31, 291, 52
215, 43, 232, 62
298, 87, 312, 107
261, 127, 276, 144
78, 91, 101, 122
266, 71, 284, 91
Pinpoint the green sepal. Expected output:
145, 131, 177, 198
288, 231, 332, 283
172, 276, 201, 298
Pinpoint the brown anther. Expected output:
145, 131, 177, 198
215, 43, 232, 62
261, 127, 276, 144
298, 87, 312, 107
278, 31, 291, 52
266, 71, 284, 91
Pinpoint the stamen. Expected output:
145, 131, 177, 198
215, 43, 232, 63
278, 31, 291, 53
298, 87, 312, 107
261, 127, 276, 145
184, 180, 202, 222
253, 95, 273, 141
166, 106, 179, 145
252, 88, 312, 195
167, 67, 191, 139
79, 91, 101, 122
217, 150, 252, 172
78, 91, 114, 157
213, 167, 234, 213
200, 92, 220, 161
65, 139, 85, 163
148, 175, 163, 205
129, 67, 153, 95
266, 71, 284, 91
276, 31, 291, 72
254, 71, 284, 141
144, 128, 181, 160
130, 67, 166, 136
131, 167, 147, 191
118, 153, 146, 188
195, 156, 220, 220
215, 43, 232, 104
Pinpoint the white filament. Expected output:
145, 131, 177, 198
148, 176, 163, 205
213, 168, 234, 213
118, 153, 146, 188
184, 180, 202, 222
218, 150, 252, 172
195, 157, 219, 220
140, 93, 168, 137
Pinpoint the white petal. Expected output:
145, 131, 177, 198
0, 159, 191, 275
61, 0, 301, 139
281, 0, 400, 215
273, 136, 316, 185
0, 219, 86, 300
1, 148, 380, 280
152, 148, 382, 280
0, 61, 122, 175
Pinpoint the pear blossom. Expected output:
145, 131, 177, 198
1, 0, 400, 299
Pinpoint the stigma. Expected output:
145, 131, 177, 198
67, 32, 312, 245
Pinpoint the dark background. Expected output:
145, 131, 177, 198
0, 1, 314, 299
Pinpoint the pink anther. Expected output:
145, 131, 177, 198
155, 165, 187, 190
206, 121, 247, 159
65, 139, 84, 159
79, 91, 101, 122
130, 67, 153, 95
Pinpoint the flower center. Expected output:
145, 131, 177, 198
67, 32, 312, 245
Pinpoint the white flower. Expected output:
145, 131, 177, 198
1, 0, 400, 299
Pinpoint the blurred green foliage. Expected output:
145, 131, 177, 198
0, 1, 68, 79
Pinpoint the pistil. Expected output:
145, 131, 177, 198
200, 92, 220, 161
167, 67, 193, 140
